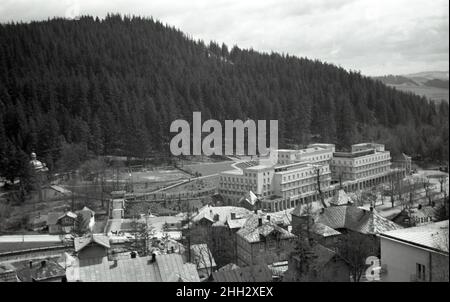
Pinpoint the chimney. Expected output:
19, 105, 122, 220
151, 253, 156, 263
214, 214, 220, 221
369, 206, 374, 212
258, 217, 263, 227
130, 251, 137, 259
230, 212, 236, 220
41, 260, 47, 268
171, 246, 175, 253
29, 261, 33, 269
418, 204, 422, 210
267, 215, 271, 221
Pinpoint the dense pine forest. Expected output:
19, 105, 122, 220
0, 15, 448, 180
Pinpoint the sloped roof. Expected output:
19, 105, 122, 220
16, 259, 66, 282
237, 215, 296, 243
380, 220, 449, 253
310, 223, 341, 237
316, 206, 402, 235
47, 211, 77, 226
212, 264, 272, 282
190, 244, 217, 269
47, 212, 64, 226
330, 189, 353, 206
77, 256, 162, 282
156, 254, 201, 282
74, 234, 110, 252
192, 206, 252, 227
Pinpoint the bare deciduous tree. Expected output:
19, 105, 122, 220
336, 232, 375, 282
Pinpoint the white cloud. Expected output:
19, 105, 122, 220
0, 0, 448, 75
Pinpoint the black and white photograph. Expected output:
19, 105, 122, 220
0, 0, 448, 287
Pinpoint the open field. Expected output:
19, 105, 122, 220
118, 168, 190, 183
181, 161, 235, 176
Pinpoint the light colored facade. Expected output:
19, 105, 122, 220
263, 162, 331, 212
219, 144, 334, 210
277, 144, 335, 165
331, 143, 393, 191
379, 220, 449, 282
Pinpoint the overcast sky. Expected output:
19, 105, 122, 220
0, 0, 448, 76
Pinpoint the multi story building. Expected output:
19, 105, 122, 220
330, 143, 395, 191
277, 144, 335, 165
219, 144, 334, 211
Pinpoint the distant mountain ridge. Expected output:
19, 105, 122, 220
374, 71, 449, 103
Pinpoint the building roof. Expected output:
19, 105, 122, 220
47, 211, 77, 226
192, 205, 252, 227
330, 189, 353, 206
74, 234, 110, 252
15, 259, 66, 282
190, 244, 217, 269
212, 264, 272, 282
316, 206, 402, 235
393, 205, 438, 223
310, 223, 342, 237
75, 252, 199, 282
236, 214, 296, 243
77, 255, 162, 282
156, 254, 201, 282
380, 220, 449, 253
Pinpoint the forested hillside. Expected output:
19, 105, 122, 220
0, 15, 448, 177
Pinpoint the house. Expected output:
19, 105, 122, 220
47, 211, 77, 234
15, 259, 66, 282
392, 205, 438, 228
74, 234, 110, 260
291, 204, 402, 256
236, 214, 296, 266
212, 264, 273, 282
284, 243, 350, 282
73, 252, 200, 282
188, 206, 253, 266
47, 207, 96, 235
379, 220, 449, 282
189, 243, 217, 280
